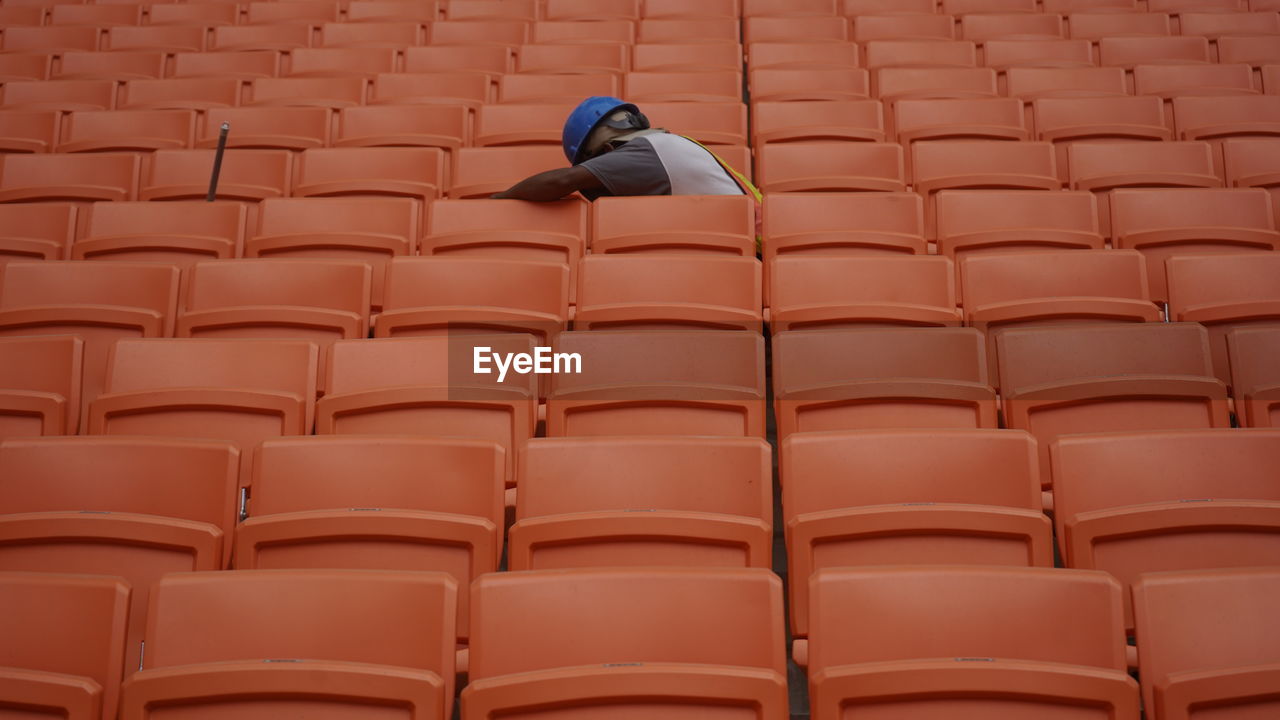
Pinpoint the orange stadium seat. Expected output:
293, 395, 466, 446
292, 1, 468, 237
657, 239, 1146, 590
1109, 188, 1280, 303
744, 0, 837, 16
317, 21, 425, 48
473, 103, 566, 147
427, 20, 530, 46
999, 323, 1230, 488
644, 0, 739, 17
102, 25, 206, 54
761, 192, 926, 267
1069, 11, 1173, 40
756, 141, 906, 192
783, 429, 1053, 638
960, 13, 1066, 43
499, 72, 619, 103
636, 18, 741, 44
591, 194, 755, 255
1150, 0, 1246, 11
246, 77, 367, 110
806, 566, 1139, 719
1219, 34, 1280, 75
74, 200, 246, 265
574, 255, 762, 331
142, 149, 292, 202
982, 38, 1094, 72
634, 42, 744, 72
1034, 96, 1172, 173
773, 327, 998, 438
450, 146, 565, 199
337, 104, 468, 152
1098, 36, 1212, 69
0, 151, 139, 202
744, 16, 849, 43
752, 99, 885, 144
1005, 66, 1128, 102
875, 67, 998, 101
1223, 137, 1280, 225
286, 47, 399, 78
544, 0, 641, 21
54, 51, 165, 82
1228, 327, 1280, 426
546, 330, 766, 438
199, 107, 330, 151
0, 202, 76, 261
843, 0, 937, 14
864, 39, 978, 69
1053, 430, 1280, 629
444, 0, 537, 21
1, 79, 115, 112
1044, 0, 1139, 9
1167, 252, 1280, 387
750, 67, 870, 101
530, 20, 636, 45
422, 197, 586, 277
515, 43, 629, 75
1266, 64, 1280, 94
913, 141, 1060, 235
624, 70, 741, 102
0, 335, 82, 440
347, 0, 439, 22
462, 568, 786, 720
1182, 11, 1280, 39
235, 436, 504, 643
245, 0, 340, 25
852, 14, 957, 42
0, 54, 53, 83
294, 147, 446, 205
56, 109, 195, 153
370, 72, 492, 108
510, 436, 772, 570
49, 4, 141, 26
402, 45, 515, 77
893, 98, 1027, 150
747, 42, 857, 71
0, 6, 43, 26
1133, 567, 1280, 720
943, 0, 1038, 12
1174, 96, 1280, 151
1068, 141, 1221, 235
0, 26, 100, 54
148, 3, 239, 26
1134, 64, 1258, 99
376, 257, 569, 344
641, 101, 748, 145
770, 255, 960, 331
210, 24, 313, 53
0, 436, 239, 672
118, 570, 458, 720
0, 109, 58, 153
0, 572, 130, 720
120, 78, 241, 111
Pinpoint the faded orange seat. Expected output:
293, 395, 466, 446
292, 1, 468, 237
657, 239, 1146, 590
936, 189, 1102, 274
1068, 141, 1222, 237
1034, 96, 1172, 173
473, 102, 575, 147
636, 17, 741, 43
0, 26, 100, 54
1182, 11, 1280, 39
745, 15, 849, 43
770, 255, 959, 332
761, 192, 926, 268
852, 14, 957, 42
574, 255, 762, 332
294, 147, 446, 205
235, 435, 504, 643
912, 140, 1060, 236
428, 19, 530, 46
1134, 63, 1258, 99
2, 79, 115, 113
545, 330, 767, 438
0, 436, 239, 672
444, 0, 536, 21
149, 3, 239, 26
515, 43, 628, 75
1219, 34, 1280, 75
0, 109, 59, 154
1053, 430, 1280, 630
1069, 10, 1172, 41
317, 21, 426, 48
999, 323, 1230, 489
806, 566, 1139, 719
0, 202, 76, 260
747, 42, 857, 71
245, 0, 340, 25
451, 146, 566, 199
210, 24, 313, 53
200, 107, 331, 151
961, 12, 1066, 43
57, 109, 195, 153
402, 45, 514, 77
142, 149, 292, 202
54, 51, 165, 82
0, 53, 52, 84
625, 70, 742, 102
510, 436, 772, 570
101, 25, 206, 54
756, 141, 906, 193
773, 327, 997, 439
591, 194, 755, 255
285, 47, 399, 78
370, 72, 491, 109
893, 98, 1027, 164
246, 77, 367, 110
348, 0, 439, 22
544, 0, 641, 21
74, 200, 246, 265
750, 67, 870, 102
119, 78, 241, 112
0, 152, 139, 203
783, 429, 1053, 639
422, 199, 586, 290
498, 72, 620, 103
752, 100, 885, 144
744, 0, 837, 15
118, 570, 458, 720
0, 572, 129, 720
0, 335, 82, 440
983, 38, 1094, 70
462, 568, 787, 720
1222, 137, 1280, 226
1006, 66, 1128, 103
865, 39, 977, 70
1098, 36, 1211, 69
530, 19, 635, 44
1045, 0, 1139, 8
644, 0, 739, 18
1228, 327, 1280, 427
875, 67, 998, 101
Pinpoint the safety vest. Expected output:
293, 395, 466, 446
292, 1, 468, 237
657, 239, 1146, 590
681, 135, 764, 251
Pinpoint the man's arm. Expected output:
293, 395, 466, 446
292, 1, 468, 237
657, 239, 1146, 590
491, 165, 603, 201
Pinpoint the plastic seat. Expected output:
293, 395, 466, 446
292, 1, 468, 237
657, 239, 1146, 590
0, 53, 52, 84
632, 101, 748, 145
875, 67, 998, 101
75, 200, 246, 265
142, 149, 291, 202
1069, 141, 1221, 235
746, 42, 855, 71
575, 255, 761, 332
247, 196, 419, 309
1069, 11, 1173, 40
1227, 327, 1280, 426
0, 109, 58, 153
961, 13, 1066, 42
634, 42, 744, 72
402, 45, 515, 77
245, 0, 340, 25
1219, 34, 1280, 74
751, 100, 884, 146
370, 72, 491, 109
510, 436, 772, 570
983, 38, 1094, 71
1173, 95, 1280, 146
761, 191, 925, 268
315, 335, 537, 484
773, 327, 998, 438
55, 51, 165, 82
0, 26, 99, 54
546, 330, 766, 438
1167, 252, 1280, 387
783, 429, 1053, 638
843, 0, 937, 14
1223, 137, 1280, 226
246, 77, 366, 109
0, 152, 139, 203
337, 104, 468, 153
591, 194, 755, 255
643, 0, 739, 17
1034, 96, 1172, 172
0, 335, 82, 440
998, 323, 1230, 487
118, 570, 458, 720
770, 255, 960, 332
1134, 64, 1257, 98
1110, 188, 1280, 303
451, 146, 566, 199
543, 0, 641, 20
0, 436, 239, 672
1182, 11, 1280, 39
743, 16, 849, 43
1041, 0, 1140, 8
864, 39, 978, 69
1005, 66, 1128, 101
120, 78, 241, 111
530, 20, 635, 45
169, 51, 280, 82
199, 107, 330, 151
0, 202, 75, 261
1151, 0, 1247, 11
234, 436, 504, 642
347, 0, 439, 22
943, 0, 1038, 12
376, 257, 569, 344
210, 24, 313, 52
807, 566, 1139, 719
0, 572, 129, 720
1052, 430, 1280, 628
294, 147, 446, 205
744, 0, 837, 16
1099, 36, 1212, 69
515, 43, 629, 75
443, 0, 537, 21
749, 68, 869, 102
894, 98, 1027, 149
1133, 567, 1280, 720
422, 198, 586, 286
148, 3, 238, 26
913, 141, 1060, 236
49, 4, 141, 26
1, 79, 115, 112
427, 20, 529, 46
318, 21, 425, 48
462, 568, 786, 720
498, 72, 619, 103
1266, 63, 1280, 94
102, 25, 206, 53
623, 70, 741, 102
0, 6, 44, 26
636, 18, 741, 43
852, 14, 957, 42
286, 47, 399, 78
756, 141, 906, 193
56, 109, 195, 153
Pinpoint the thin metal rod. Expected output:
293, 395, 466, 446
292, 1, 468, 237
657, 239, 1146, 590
207, 121, 230, 202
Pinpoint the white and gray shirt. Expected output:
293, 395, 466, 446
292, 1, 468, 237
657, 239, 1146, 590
578, 131, 744, 199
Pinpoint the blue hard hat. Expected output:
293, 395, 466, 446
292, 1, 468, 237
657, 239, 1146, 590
561, 96, 645, 165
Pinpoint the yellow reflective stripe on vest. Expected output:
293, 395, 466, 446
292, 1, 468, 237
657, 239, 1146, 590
681, 135, 763, 204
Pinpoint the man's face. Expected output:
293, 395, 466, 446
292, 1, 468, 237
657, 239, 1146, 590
579, 110, 635, 161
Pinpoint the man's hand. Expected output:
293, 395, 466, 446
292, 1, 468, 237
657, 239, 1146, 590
490, 165, 603, 201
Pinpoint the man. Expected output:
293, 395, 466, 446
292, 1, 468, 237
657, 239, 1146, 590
491, 96, 755, 202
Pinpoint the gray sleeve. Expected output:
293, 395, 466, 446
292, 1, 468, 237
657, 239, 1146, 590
577, 137, 672, 197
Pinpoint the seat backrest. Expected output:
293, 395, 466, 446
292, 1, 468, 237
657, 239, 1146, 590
752, 99, 886, 143
748, 42, 858, 70
78, 200, 247, 260
624, 70, 742, 102
1110, 187, 1276, 241
758, 141, 906, 192
1218, 35, 1280, 68
983, 38, 1094, 69
549, 330, 765, 394
382, 257, 569, 320
370, 72, 491, 105
960, 12, 1065, 42
1181, 11, 1280, 38
0, 335, 83, 436
591, 194, 755, 250
935, 190, 1101, 252
444, 0, 536, 21
576, 255, 762, 323
402, 45, 514, 75
254, 196, 420, 252
641, 101, 748, 145
774, 327, 989, 391
894, 97, 1026, 140
1098, 36, 1211, 67
120, 77, 241, 110
295, 147, 445, 199
961, 250, 1151, 311
182, 259, 372, 320
996, 322, 1216, 393
325, 335, 538, 396
770, 255, 957, 317
1228, 327, 1280, 399
0, 572, 130, 720
1134, 63, 1256, 97
1005, 66, 1128, 99
1166, 252, 1280, 317
428, 19, 530, 45
763, 192, 924, 247
0, 152, 139, 202
518, 436, 771, 520
427, 198, 586, 245
1222, 137, 1280, 187
809, 566, 1128, 671
288, 46, 399, 75
514, 43, 628, 74
474, 102, 573, 146
853, 14, 957, 42
0, 260, 179, 334
104, 338, 318, 402
1034, 95, 1170, 141
144, 149, 292, 201
450, 146, 566, 198
876, 67, 998, 99
637, 17, 741, 43
864, 40, 977, 69
913, 140, 1059, 189
468, 567, 785, 680
1068, 140, 1219, 190
744, 15, 849, 42
498, 72, 619, 103
0, 201, 76, 259
1068, 10, 1172, 40
2, 79, 115, 111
